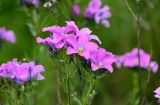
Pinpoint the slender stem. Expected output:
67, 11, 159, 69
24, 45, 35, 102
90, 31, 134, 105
76, 57, 83, 97
141, 70, 151, 105
80, 72, 83, 97
123, 0, 137, 20
136, 0, 142, 104
57, 67, 62, 105
83, 74, 96, 105
72, 56, 83, 98
141, 50, 153, 105
132, 73, 139, 105
67, 71, 71, 105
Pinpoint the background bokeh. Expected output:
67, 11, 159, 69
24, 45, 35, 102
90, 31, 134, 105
0, 0, 160, 105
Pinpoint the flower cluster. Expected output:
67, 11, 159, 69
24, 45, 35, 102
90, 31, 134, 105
37, 21, 116, 72
154, 87, 160, 102
84, 0, 111, 27
0, 59, 45, 84
0, 27, 16, 43
20, 0, 39, 7
116, 48, 159, 73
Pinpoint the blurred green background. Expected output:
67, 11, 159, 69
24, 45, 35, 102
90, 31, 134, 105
0, 0, 160, 105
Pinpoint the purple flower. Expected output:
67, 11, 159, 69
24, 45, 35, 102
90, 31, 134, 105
76, 27, 101, 44
0, 27, 16, 43
37, 21, 101, 50
85, 0, 111, 27
72, 5, 81, 16
94, 6, 111, 27
154, 87, 160, 102
0, 59, 45, 84
37, 21, 117, 72
150, 61, 159, 73
116, 48, 159, 73
89, 48, 115, 72
20, 0, 39, 7
37, 21, 80, 49
85, 0, 102, 18
66, 34, 99, 59
65, 21, 79, 35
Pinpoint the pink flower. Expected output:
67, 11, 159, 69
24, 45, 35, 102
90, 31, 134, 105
90, 48, 115, 72
84, 0, 111, 27
37, 21, 101, 50
0, 27, 16, 43
154, 87, 160, 102
0, 59, 45, 84
37, 21, 117, 73
37, 21, 79, 49
150, 61, 159, 73
85, 0, 102, 18
76, 27, 101, 44
116, 48, 159, 73
72, 5, 81, 16
66, 34, 99, 59
94, 6, 111, 27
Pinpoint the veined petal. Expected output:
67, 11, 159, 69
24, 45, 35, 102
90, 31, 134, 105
78, 34, 90, 44
150, 61, 159, 73
103, 65, 113, 73
52, 33, 64, 43
66, 36, 78, 49
54, 41, 65, 49
66, 47, 77, 55
31, 65, 44, 77
101, 20, 110, 28
42, 26, 61, 33
80, 51, 90, 60
78, 28, 92, 36
85, 42, 99, 51
65, 21, 79, 34
89, 0, 102, 13
90, 35, 102, 44
37, 74, 45, 80
36, 37, 53, 44
91, 62, 100, 71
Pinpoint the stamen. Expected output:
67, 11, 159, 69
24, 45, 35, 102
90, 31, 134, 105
98, 61, 103, 67
78, 46, 84, 54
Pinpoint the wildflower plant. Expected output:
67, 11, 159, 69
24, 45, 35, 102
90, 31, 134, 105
0, 59, 45, 105
37, 21, 116, 104
0, 0, 159, 104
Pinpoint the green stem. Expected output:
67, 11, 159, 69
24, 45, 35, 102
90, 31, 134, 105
136, 0, 142, 104
76, 56, 83, 97
141, 70, 151, 105
67, 70, 71, 105
123, 0, 137, 20
132, 73, 139, 105
56, 67, 62, 105
83, 75, 96, 105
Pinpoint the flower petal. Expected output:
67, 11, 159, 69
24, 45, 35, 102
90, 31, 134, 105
91, 62, 100, 71
66, 47, 77, 55
90, 35, 102, 44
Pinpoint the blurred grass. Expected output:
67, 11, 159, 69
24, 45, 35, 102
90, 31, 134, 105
0, 0, 160, 105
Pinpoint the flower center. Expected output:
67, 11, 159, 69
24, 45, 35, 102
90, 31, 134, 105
78, 46, 84, 54
97, 61, 103, 67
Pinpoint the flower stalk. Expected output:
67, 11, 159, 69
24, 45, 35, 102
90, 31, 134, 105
67, 72, 71, 105
136, 0, 142, 104
83, 74, 96, 105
